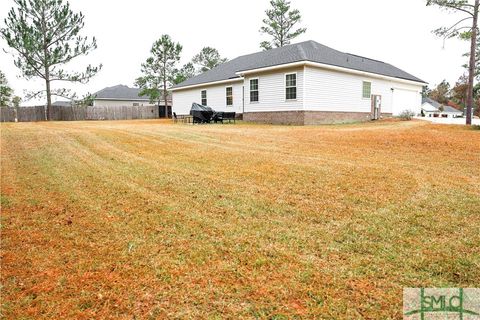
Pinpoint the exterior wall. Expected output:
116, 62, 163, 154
244, 67, 304, 112
244, 111, 392, 125
172, 81, 244, 115
304, 65, 423, 116
244, 111, 305, 125
421, 102, 437, 113
391, 87, 422, 116
304, 111, 385, 124
93, 99, 156, 107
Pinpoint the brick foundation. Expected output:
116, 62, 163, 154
243, 111, 392, 125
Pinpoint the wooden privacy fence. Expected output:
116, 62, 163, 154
0, 105, 159, 122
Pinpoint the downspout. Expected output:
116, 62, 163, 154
242, 80, 245, 114
303, 64, 307, 124
302, 64, 306, 111
240, 73, 245, 115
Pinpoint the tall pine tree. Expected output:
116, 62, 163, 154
259, 0, 307, 50
427, 0, 479, 125
1, 0, 101, 120
192, 47, 228, 73
135, 35, 182, 117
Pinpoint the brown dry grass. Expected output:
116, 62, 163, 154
1, 119, 479, 319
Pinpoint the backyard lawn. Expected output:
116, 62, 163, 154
1, 119, 479, 319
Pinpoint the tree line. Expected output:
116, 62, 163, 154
427, 75, 480, 116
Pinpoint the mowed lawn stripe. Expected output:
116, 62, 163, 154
1, 120, 479, 319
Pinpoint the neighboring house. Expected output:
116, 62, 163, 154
421, 97, 463, 118
171, 40, 426, 125
52, 100, 73, 107
93, 85, 172, 117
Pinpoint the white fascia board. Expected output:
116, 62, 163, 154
170, 78, 244, 91
236, 61, 427, 87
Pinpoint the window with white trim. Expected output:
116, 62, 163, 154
362, 81, 371, 99
250, 79, 259, 102
226, 87, 233, 106
285, 73, 297, 100
201, 90, 207, 105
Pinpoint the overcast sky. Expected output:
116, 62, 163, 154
0, 0, 470, 105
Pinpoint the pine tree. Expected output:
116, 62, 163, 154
1, 0, 101, 120
0, 70, 13, 107
192, 47, 228, 73
259, 0, 306, 50
135, 35, 182, 117
173, 62, 197, 85
427, 0, 479, 125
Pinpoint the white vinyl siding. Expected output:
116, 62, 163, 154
391, 88, 422, 116
244, 67, 304, 112
172, 81, 244, 115
304, 66, 422, 114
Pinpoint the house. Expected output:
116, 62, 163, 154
171, 40, 426, 125
93, 85, 172, 117
421, 97, 463, 118
52, 100, 73, 107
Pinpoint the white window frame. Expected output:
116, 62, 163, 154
201, 90, 207, 106
249, 78, 259, 103
225, 86, 233, 106
362, 81, 371, 99
285, 72, 297, 101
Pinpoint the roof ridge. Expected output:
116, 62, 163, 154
297, 43, 308, 60
224, 40, 312, 61
346, 53, 386, 64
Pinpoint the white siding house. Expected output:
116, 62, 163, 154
421, 97, 463, 118
304, 65, 421, 115
93, 84, 172, 117
172, 80, 244, 115
171, 41, 426, 125
243, 67, 304, 112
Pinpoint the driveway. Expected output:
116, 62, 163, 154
415, 117, 480, 125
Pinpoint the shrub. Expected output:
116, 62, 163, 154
398, 110, 415, 121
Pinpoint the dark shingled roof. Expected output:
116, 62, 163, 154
94, 85, 149, 100
172, 40, 425, 89
442, 105, 463, 113
52, 100, 72, 107
422, 97, 443, 109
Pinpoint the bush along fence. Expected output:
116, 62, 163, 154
0, 105, 160, 122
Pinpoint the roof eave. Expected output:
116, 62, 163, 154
170, 77, 244, 91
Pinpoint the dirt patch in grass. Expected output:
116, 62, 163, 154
1, 120, 479, 318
